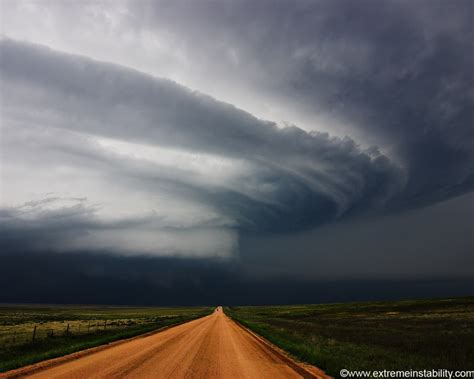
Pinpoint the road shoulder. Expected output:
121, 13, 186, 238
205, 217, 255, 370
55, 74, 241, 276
227, 314, 331, 379
0, 314, 212, 379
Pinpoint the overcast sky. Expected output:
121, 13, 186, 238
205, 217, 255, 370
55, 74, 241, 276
1, 0, 473, 305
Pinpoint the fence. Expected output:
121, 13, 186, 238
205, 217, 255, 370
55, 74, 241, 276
1, 318, 160, 346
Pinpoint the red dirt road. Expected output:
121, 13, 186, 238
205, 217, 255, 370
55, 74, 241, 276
9, 307, 327, 378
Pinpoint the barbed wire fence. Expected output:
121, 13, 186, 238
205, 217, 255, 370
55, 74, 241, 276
1, 317, 177, 346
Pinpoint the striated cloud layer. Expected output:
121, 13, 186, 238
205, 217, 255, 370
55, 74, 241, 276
1, 0, 472, 304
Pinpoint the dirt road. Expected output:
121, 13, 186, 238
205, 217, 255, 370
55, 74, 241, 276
12, 307, 326, 378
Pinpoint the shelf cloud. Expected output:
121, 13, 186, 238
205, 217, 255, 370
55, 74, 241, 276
1, 39, 404, 255
1, 0, 472, 303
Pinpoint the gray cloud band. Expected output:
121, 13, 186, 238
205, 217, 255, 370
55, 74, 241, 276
1, 39, 403, 242
125, 0, 473, 204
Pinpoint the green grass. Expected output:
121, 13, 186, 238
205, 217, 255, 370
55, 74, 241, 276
225, 297, 474, 377
0, 305, 213, 372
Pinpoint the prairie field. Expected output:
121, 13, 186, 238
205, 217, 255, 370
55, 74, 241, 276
0, 305, 212, 372
226, 297, 474, 377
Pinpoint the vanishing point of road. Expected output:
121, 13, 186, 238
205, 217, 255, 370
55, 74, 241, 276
8, 307, 328, 379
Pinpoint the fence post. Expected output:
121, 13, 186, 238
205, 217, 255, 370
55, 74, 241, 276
32, 325, 37, 341
104, 320, 107, 330
66, 323, 70, 334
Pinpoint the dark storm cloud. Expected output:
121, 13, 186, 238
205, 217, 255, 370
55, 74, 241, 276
0, 197, 95, 253
1, 39, 402, 234
1, 0, 473, 305
1, 250, 473, 305
240, 192, 474, 281
128, 0, 474, 206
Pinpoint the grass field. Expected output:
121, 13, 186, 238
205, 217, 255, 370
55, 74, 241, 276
225, 297, 474, 377
0, 305, 213, 372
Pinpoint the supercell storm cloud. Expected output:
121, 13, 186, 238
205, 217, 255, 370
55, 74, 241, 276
0, 0, 473, 304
